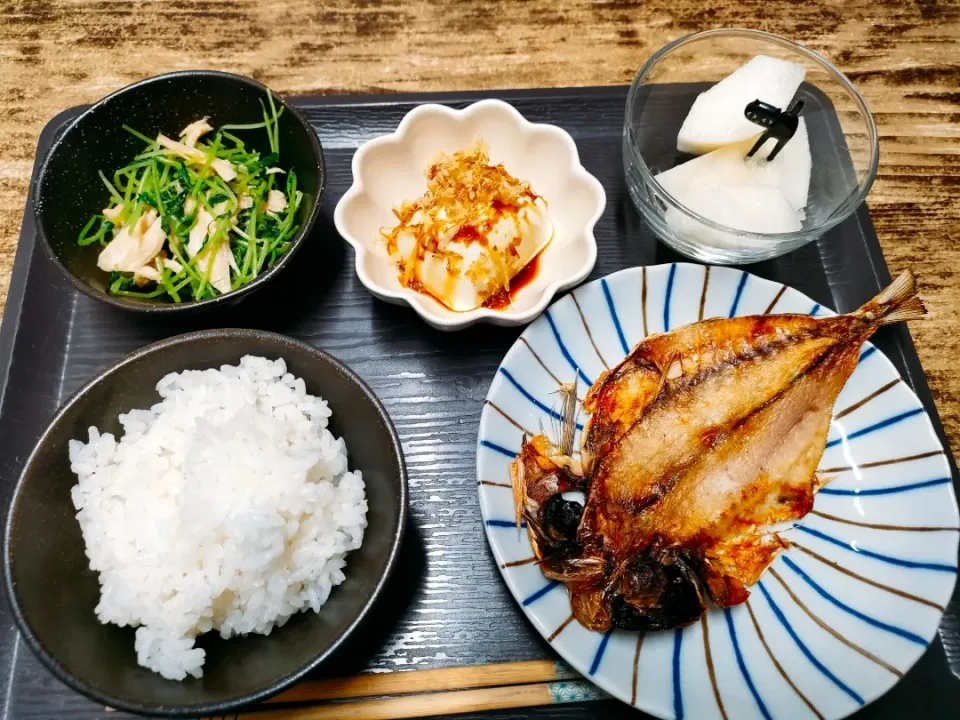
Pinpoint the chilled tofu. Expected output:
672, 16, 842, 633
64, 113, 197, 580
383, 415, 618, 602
656, 118, 811, 213
381, 141, 553, 312
677, 55, 806, 154
389, 202, 552, 312
97, 210, 166, 272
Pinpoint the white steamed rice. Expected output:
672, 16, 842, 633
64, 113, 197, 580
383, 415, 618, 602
68, 355, 368, 681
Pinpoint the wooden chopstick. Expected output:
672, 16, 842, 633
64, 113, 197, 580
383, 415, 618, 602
199, 660, 606, 720
265, 659, 571, 704
235, 679, 604, 720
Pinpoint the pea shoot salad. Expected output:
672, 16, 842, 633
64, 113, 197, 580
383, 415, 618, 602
79, 94, 302, 302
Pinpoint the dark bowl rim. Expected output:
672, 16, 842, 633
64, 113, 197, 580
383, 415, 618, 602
2, 328, 408, 716
32, 70, 326, 313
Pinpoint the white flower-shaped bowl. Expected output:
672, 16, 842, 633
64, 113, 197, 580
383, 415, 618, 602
334, 99, 606, 330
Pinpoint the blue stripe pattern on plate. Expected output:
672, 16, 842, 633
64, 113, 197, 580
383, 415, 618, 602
663, 264, 677, 331
729, 271, 749, 318
796, 526, 957, 573
781, 556, 926, 645
820, 477, 952, 496
480, 439, 516, 458
757, 581, 865, 705
485, 519, 525, 528
545, 310, 593, 386
826, 407, 925, 448
498, 368, 584, 430
601, 278, 629, 356
589, 631, 612, 676
523, 581, 560, 606
725, 608, 773, 720
672, 627, 684, 720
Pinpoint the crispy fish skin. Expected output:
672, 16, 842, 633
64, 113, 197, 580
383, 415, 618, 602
616, 339, 862, 608
513, 270, 926, 633
580, 314, 828, 475
583, 327, 839, 527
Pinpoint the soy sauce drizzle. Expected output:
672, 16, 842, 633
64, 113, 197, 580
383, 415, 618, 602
483, 252, 543, 310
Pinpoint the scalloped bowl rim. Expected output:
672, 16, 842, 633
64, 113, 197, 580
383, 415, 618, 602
334, 99, 605, 330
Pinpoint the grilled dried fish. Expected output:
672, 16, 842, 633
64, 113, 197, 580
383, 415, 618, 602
512, 270, 926, 632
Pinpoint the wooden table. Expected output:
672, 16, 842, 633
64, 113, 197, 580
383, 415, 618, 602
1, 0, 957, 458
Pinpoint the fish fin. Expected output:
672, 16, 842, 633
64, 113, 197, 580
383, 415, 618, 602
510, 435, 527, 529
864, 270, 927, 325
652, 351, 679, 399
813, 472, 833, 492
556, 379, 579, 456
879, 295, 927, 325
541, 556, 606, 583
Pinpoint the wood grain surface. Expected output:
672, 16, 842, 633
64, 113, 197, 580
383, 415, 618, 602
0, 0, 957, 465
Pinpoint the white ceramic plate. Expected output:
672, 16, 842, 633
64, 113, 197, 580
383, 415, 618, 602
477, 263, 958, 720
333, 99, 605, 330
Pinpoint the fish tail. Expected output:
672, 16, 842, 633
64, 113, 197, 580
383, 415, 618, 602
862, 269, 927, 325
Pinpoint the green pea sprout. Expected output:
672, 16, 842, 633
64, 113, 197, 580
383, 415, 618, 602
79, 92, 303, 302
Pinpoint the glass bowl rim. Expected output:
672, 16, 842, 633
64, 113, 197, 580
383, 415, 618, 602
624, 27, 880, 243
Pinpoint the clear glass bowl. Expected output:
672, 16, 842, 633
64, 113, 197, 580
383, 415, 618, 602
623, 28, 879, 264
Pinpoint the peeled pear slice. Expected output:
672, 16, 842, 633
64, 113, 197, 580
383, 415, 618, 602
677, 55, 806, 155
665, 184, 802, 249
657, 118, 811, 212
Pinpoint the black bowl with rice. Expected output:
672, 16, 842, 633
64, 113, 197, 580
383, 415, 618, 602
3, 330, 406, 716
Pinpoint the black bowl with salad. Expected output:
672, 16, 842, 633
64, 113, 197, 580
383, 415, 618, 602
33, 70, 324, 311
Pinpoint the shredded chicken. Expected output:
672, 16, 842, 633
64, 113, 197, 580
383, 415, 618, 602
266, 189, 287, 213
134, 264, 162, 286
179, 117, 213, 148
157, 134, 237, 182
187, 209, 216, 258
102, 204, 124, 223
185, 208, 233, 294
196, 241, 232, 294
97, 210, 165, 272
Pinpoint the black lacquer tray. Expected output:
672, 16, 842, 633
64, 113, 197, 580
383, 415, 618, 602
0, 87, 956, 719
